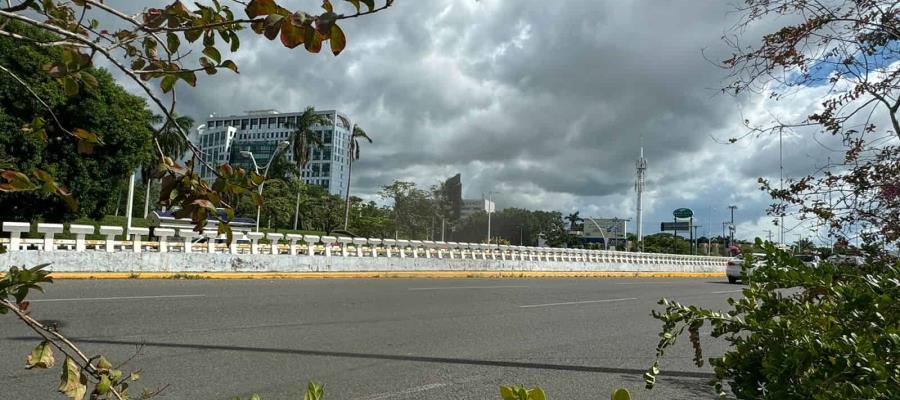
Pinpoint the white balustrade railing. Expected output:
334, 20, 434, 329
0, 221, 730, 268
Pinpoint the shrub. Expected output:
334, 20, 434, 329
646, 240, 900, 399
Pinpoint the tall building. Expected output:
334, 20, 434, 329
195, 109, 353, 198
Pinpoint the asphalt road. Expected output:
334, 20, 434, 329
0, 278, 742, 399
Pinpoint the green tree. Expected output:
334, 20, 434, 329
379, 180, 435, 239
348, 198, 393, 238
564, 211, 583, 231
141, 113, 195, 217
343, 124, 372, 230
0, 21, 153, 221
641, 233, 692, 255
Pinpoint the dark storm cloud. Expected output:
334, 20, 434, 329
98, 0, 832, 239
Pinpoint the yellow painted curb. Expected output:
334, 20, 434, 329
14, 271, 726, 279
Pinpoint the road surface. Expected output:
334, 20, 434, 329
0, 277, 741, 399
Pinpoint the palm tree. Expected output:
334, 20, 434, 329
343, 124, 372, 230
284, 107, 329, 230
143, 113, 194, 217
565, 211, 583, 231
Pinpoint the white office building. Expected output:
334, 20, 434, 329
195, 109, 353, 198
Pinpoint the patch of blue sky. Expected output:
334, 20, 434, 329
785, 41, 900, 88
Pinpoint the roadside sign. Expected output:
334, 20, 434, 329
661, 221, 690, 231
673, 208, 693, 219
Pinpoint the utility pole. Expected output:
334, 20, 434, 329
691, 225, 702, 255
779, 129, 785, 244
728, 205, 737, 249
764, 229, 773, 242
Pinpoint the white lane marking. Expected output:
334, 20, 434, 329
357, 383, 447, 400
710, 290, 743, 294
31, 294, 205, 303
519, 297, 638, 308
408, 285, 529, 291
614, 282, 678, 285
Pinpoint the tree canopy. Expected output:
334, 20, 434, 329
0, 21, 153, 221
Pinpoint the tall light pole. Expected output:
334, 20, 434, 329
485, 191, 498, 244
728, 205, 737, 249
125, 170, 136, 236
779, 129, 785, 244
241, 141, 289, 232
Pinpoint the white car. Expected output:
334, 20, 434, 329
797, 254, 820, 267
726, 253, 766, 284
826, 254, 865, 266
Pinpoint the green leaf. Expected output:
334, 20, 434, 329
62, 78, 79, 96
26, 341, 54, 369
177, 71, 198, 87
245, 0, 278, 18
161, 75, 177, 93
167, 32, 180, 53
611, 388, 631, 400
304, 26, 322, 53
58, 357, 87, 400
203, 46, 222, 63
185, 28, 202, 43
329, 24, 346, 55
221, 60, 239, 73
500, 386, 516, 400
229, 31, 241, 52
360, 0, 375, 12
94, 375, 111, 395
95, 356, 112, 372
72, 128, 101, 144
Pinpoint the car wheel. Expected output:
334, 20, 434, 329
727, 276, 737, 284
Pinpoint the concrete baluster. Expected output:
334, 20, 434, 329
68, 224, 94, 252
129, 227, 149, 253
154, 228, 176, 253
36, 223, 64, 251
178, 229, 199, 253
98, 226, 123, 252
353, 238, 367, 257
321, 236, 336, 257
422, 241, 434, 258
286, 234, 303, 255
382, 239, 396, 257
267, 233, 283, 255
2, 222, 30, 251
304, 235, 320, 256
336, 237, 351, 257
245, 232, 264, 254
368, 238, 380, 257
201, 230, 217, 253
397, 240, 409, 258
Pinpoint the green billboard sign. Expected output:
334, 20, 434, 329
673, 208, 694, 219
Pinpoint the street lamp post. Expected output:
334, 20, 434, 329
241, 141, 289, 232
485, 191, 498, 244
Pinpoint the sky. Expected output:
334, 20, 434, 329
106, 0, 865, 244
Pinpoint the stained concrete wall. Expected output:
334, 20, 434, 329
0, 251, 726, 273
